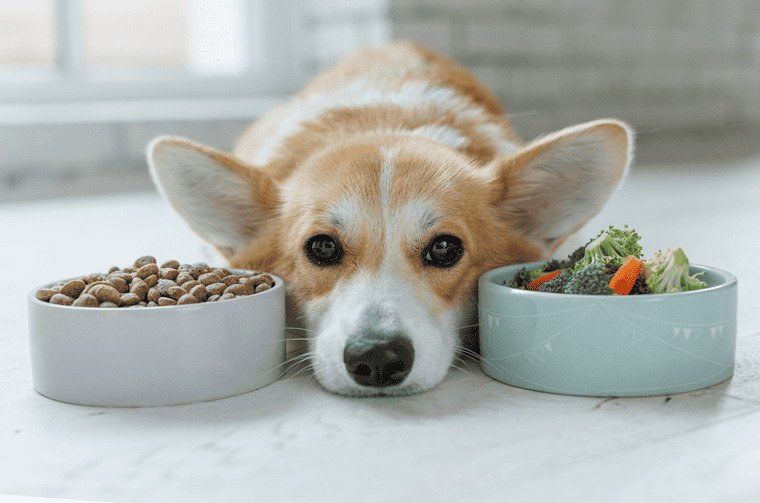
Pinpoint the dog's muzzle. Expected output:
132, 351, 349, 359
343, 333, 414, 387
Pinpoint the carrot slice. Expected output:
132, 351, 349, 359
608, 256, 644, 295
528, 269, 562, 291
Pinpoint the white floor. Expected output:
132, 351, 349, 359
1, 153, 760, 502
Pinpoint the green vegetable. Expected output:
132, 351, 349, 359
565, 246, 586, 269
538, 270, 572, 293
508, 265, 546, 288
644, 248, 707, 294
543, 259, 566, 272
629, 273, 651, 295
573, 225, 642, 271
508, 267, 531, 289
564, 263, 613, 295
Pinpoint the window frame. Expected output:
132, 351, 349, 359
0, 0, 309, 105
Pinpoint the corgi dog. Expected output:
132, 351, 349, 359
147, 42, 633, 397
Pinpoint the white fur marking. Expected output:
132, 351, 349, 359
252, 79, 489, 165
404, 125, 470, 149
379, 147, 395, 219
326, 197, 363, 240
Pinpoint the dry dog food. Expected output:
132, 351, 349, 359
36, 256, 274, 308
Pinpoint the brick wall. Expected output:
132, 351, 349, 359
307, 0, 760, 141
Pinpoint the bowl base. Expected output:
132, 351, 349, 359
481, 362, 734, 397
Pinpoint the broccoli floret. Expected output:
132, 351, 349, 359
538, 270, 572, 293
566, 246, 586, 268
507, 267, 532, 289
504, 265, 550, 290
644, 248, 707, 294
573, 225, 643, 271
507, 265, 551, 289
564, 263, 613, 295
543, 259, 565, 272
629, 273, 651, 295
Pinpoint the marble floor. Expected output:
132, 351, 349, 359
1, 151, 759, 502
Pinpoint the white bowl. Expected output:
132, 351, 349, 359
28, 271, 285, 407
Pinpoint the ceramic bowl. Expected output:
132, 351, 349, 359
478, 262, 737, 397
28, 270, 285, 406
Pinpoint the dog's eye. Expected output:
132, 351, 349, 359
305, 234, 343, 266
422, 235, 464, 268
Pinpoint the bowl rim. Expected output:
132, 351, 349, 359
480, 261, 736, 300
28, 268, 284, 312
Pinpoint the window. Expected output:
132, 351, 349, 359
0, 0, 310, 198
0, 0, 307, 106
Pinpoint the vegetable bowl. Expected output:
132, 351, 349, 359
477, 262, 737, 396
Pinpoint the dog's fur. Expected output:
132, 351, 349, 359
147, 42, 633, 396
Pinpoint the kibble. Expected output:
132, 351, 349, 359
119, 293, 141, 307
36, 288, 57, 302
159, 267, 179, 280
175, 272, 194, 285
147, 287, 160, 302
60, 279, 86, 298
35, 257, 274, 308
225, 283, 253, 296
255, 283, 272, 294
134, 255, 157, 268
221, 275, 239, 286
136, 263, 159, 279
198, 272, 221, 285
177, 293, 198, 305
206, 282, 227, 296
160, 259, 180, 269
50, 293, 74, 306
166, 286, 187, 301
72, 293, 99, 307
130, 280, 149, 300
190, 284, 208, 301
108, 276, 129, 294
89, 284, 121, 304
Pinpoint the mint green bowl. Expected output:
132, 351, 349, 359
478, 262, 737, 397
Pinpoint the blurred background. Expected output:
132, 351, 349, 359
0, 0, 758, 201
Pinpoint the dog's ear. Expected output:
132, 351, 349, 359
147, 136, 279, 258
489, 119, 633, 249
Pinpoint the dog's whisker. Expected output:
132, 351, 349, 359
450, 356, 476, 377
449, 363, 474, 377
455, 345, 517, 377
284, 361, 317, 380
284, 326, 316, 334
259, 351, 313, 379
266, 337, 313, 343
454, 346, 490, 365
456, 323, 480, 331
452, 353, 477, 369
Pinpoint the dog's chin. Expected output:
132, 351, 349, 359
312, 362, 450, 397
318, 381, 439, 397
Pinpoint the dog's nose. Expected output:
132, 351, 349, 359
343, 335, 415, 387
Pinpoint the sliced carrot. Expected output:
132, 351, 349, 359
608, 256, 644, 295
528, 269, 562, 291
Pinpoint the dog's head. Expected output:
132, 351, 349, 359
147, 119, 632, 396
